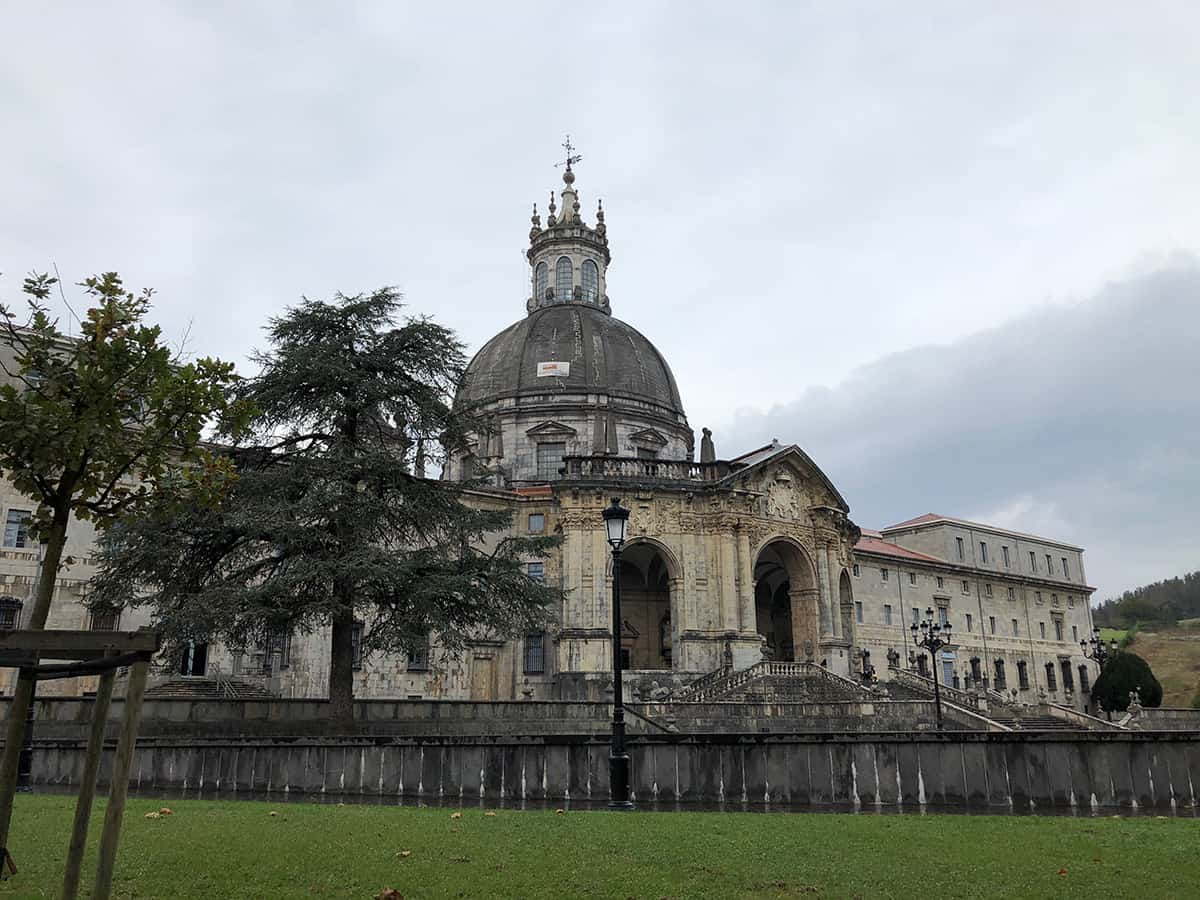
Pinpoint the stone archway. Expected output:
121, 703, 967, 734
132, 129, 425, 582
617, 540, 677, 670
753, 539, 819, 662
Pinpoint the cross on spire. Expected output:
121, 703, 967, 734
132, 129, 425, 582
556, 134, 583, 172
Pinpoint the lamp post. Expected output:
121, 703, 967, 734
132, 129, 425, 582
1080, 627, 1116, 670
910, 607, 953, 731
1081, 627, 1117, 720
602, 497, 633, 810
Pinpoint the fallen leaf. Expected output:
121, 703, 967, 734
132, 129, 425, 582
1058, 869, 1067, 876
158, 807, 174, 815
269, 811, 279, 817
143, 811, 161, 820
484, 812, 497, 818
375, 890, 403, 900
450, 812, 463, 820
555, 809, 565, 815
396, 850, 412, 858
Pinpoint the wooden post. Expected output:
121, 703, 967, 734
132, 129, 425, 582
0, 671, 35, 858
62, 662, 116, 900
92, 658, 148, 900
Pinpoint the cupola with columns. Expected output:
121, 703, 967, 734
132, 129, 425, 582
526, 138, 611, 314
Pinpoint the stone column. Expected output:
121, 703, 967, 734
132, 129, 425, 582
817, 540, 838, 639
826, 541, 842, 636
792, 588, 820, 661
736, 525, 755, 634
720, 529, 739, 632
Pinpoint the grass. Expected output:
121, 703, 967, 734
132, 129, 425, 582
1, 795, 1198, 899
1097, 627, 1128, 645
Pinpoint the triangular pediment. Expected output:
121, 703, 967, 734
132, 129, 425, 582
723, 444, 850, 514
525, 420, 578, 437
628, 427, 669, 447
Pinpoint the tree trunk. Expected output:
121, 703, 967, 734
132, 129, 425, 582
328, 607, 356, 729
28, 502, 70, 630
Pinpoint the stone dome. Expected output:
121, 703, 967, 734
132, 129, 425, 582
457, 303, 687, 422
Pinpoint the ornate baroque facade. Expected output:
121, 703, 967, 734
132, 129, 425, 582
0, 159, 1098, 711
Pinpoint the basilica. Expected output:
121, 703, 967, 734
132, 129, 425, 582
0, 160, 1100, 714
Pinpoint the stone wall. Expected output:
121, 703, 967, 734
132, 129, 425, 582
24, 732, 1200, 812
2, 696, 946, 739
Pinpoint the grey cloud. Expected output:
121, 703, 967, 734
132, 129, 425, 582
724, 260, 1200, 600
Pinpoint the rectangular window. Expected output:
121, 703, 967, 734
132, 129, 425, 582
956, 537, 964, 560
2, 510, 31, 549
89, 609, 120, 632
1029, 551, 1037, 572
0, 601, 21, 631
1061, 661, 1074, 692
535, 442, 566, 480
635, 447, 659, 460
1045, 663, 1057, 692
1072, 625, 1078, 644
1054, 619, 1064, 641
961, 580, 970, 594
1002, 546, 1010, 568
979, 542, 988, 564
351, 622, 365, 670
1046, 554, 1053, 575
909, 572, 917, 586
523, 633, 546, 674
989, 616, 996, 635
1079, 665, 1090, 694
1051, 593, 1058, 606
407, 635, 431, 672
881, 568, 889, 581
1012, 618, 1019, 637
938, 607, 949, 627
1039, 622, 1046, 640
883, 604, 893, 626
985, 583, 993, 598
936, 576, 944, 589
965, 613, 973, 632
852, 563, 860, 577
1062, 557, 1070, 581
1018, 660, 1030, 689
527, 562, 545, 583
855, 601, 864, 624
912, 607, 921, 625
1007, 586, 1015, 601
527, 513, 545, 534
260, 628, 292, 672
1035, 591, 1043, 605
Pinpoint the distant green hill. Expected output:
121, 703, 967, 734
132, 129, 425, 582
1093, 571, 1200, 627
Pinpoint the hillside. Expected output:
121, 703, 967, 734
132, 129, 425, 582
1093, 571, 1200, 627
1112, 623, 1200, 707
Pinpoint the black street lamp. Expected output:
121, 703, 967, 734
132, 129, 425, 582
1081, 627, 1116, 670
910, 607, 953, 730
602, 497, 633, 811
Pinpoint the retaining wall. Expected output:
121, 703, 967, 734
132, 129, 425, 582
24, 732, 1200, 812
1, 697, 946, 738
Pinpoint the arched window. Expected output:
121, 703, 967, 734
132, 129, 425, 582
555, 257, 572, 302
581, 259, 599, 302
534, 262, 548, 301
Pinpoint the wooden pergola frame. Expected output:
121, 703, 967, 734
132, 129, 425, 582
0, 628, 159, 900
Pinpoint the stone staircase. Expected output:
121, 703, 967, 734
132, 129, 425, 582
145, 677, 275, 701
674, 661, 873, 704
986, 713, 1085, 732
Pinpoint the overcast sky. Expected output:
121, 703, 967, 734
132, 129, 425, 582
3, 3, 1198, 599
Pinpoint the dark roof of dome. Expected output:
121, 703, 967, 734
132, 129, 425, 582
457, 303, 686, 418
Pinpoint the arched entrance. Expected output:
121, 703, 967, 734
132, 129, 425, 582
753, 539, 819, 662
617, 541, 676, 670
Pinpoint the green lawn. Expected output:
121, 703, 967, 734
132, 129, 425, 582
2, 794, 1198, 899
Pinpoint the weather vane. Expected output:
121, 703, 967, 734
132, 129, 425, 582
556, 134, 583, 172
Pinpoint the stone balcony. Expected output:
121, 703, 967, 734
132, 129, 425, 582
558, 455, 733, 485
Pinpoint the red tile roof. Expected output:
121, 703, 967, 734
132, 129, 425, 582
853, 536, 945, 563
883, 513, 943, 529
